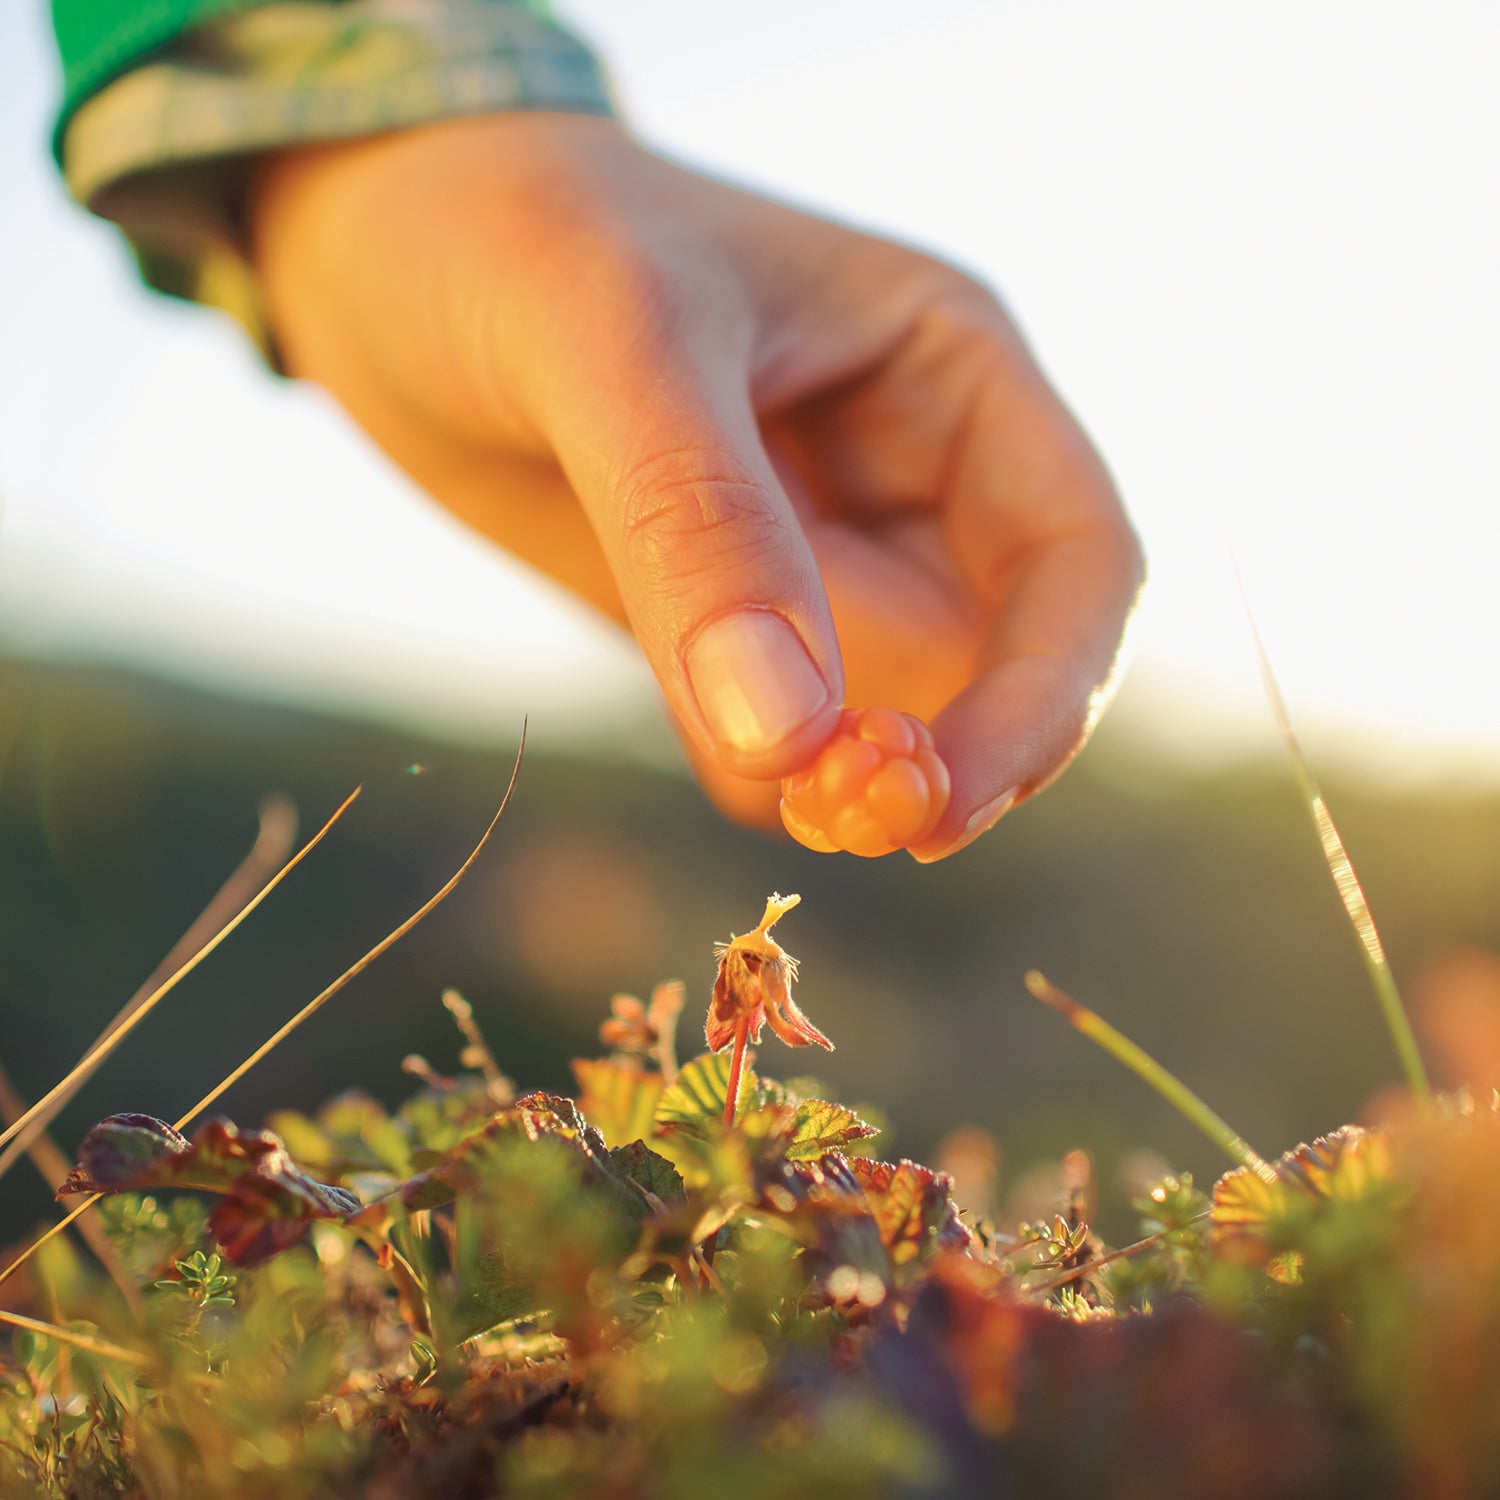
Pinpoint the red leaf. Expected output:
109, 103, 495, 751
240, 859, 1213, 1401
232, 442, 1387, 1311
58, 1113, 360, 1267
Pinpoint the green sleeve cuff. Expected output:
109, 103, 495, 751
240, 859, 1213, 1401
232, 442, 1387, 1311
54, 0, 614, 358
51, 0, 262, 160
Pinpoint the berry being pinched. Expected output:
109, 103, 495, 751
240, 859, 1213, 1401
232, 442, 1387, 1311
779, 707, 951, 858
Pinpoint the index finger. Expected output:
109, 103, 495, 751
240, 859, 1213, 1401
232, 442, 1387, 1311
909, 313, 1144, 860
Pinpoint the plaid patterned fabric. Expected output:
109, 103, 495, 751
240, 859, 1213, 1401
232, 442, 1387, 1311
60, 0, 613, 356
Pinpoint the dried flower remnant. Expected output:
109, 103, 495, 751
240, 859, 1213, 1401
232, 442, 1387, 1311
600, 981, 685, 1083
442, 988, 514, 1105
706, 894, 832, 1126
707, 895, 830, 1054
601, 995, 654, 1054
401, 1053, 459, 1092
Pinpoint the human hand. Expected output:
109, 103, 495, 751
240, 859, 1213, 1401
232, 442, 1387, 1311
251, 114, 1142, 859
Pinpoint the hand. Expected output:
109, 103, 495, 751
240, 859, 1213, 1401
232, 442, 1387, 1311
251, 114, 1143, 859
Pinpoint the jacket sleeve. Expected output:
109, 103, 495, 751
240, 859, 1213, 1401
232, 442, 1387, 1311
51, 0, 254, 155
51, 0, 615, 358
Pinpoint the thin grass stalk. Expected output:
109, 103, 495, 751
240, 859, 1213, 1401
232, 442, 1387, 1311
0, 795, 296, 1187
173, 732, 524, 1131
0, 1307, 154, 1370
0, 790, 359, 1163
0, 1306, 215, 1389
1025, 972, 1274, 1179
0, 736, 520, 1295
0, 1197, 101, 1292
1237, 574, 1431, 1101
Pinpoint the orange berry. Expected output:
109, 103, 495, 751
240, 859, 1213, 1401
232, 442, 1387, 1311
854, 706, 917, 757
779, 708, 951, 857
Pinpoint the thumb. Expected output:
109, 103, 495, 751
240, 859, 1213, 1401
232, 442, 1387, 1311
555, 372, 843, 779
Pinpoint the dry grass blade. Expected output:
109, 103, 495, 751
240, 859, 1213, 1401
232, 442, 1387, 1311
0, 789, 359, 1163
174, 726, 525, 1131
1236, 575, 1431, 1100
0, 1306, 155, 1371
0, 796, 298, 1189
0, 1197, 100, 1292
0, 739, 521, 1295
1025, 971, 1274, 1179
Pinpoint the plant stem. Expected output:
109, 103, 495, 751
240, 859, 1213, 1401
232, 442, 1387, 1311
723, 1019, 751, 1128
1025, 972, 1274, 1180
1028, 1211, 1211, 1295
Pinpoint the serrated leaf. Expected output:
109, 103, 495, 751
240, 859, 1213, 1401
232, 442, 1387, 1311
656, 1052, 758, 1135
437, 1114, 647, 1341
609, 1141, 687, 1208
755, 1153, 889, 1274
785, 1099, 880, 1163
460, 1251, 541, 1337
847, 1158, 972, 1267
393, 1092, 620, 1212
57, 1114, 360, 1268
1211, 1124, 1395, 1264
752, 1075, 792, 1110
572, 1058, 666, 1149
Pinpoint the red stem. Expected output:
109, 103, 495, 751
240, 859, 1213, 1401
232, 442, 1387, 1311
723, 1018, 751, 1127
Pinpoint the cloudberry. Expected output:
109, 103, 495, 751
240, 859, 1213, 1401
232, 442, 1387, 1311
780, 707, 951, 857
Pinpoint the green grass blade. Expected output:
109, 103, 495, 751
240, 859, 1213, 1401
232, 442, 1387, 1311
1025, 972, 1274, 1179
1237, 581, 1431, 1101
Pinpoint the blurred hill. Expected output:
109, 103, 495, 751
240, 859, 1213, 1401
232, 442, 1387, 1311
3, 656, 1499, 1243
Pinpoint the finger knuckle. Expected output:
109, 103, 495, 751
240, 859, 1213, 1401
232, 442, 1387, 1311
615, 448, 788, 587
908, 256, 1007, 325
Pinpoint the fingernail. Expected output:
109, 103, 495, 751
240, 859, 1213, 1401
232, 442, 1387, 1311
685, 610, 830, 758
911, 787, 1019, 864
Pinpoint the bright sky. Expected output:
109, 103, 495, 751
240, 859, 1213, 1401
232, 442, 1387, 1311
2, 2, 1498, 782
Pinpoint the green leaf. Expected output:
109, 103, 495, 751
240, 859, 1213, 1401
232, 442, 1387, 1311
460, 1252, 541, 1338
395, 1092, 620, 1212
438, 1122, 646, 1340
98, 1193, 210, 1282
394, 1077, 504, 1160
609, 1141, 687, 1208
785, 1100, 880, 1163
269, 1091, 413, 1178
572, 1058, 665, 1149
656, 1052, 755, 1135
1211, 1125, 1396, 1266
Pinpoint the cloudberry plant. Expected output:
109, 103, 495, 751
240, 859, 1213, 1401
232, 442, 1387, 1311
780, 707, 951, 857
